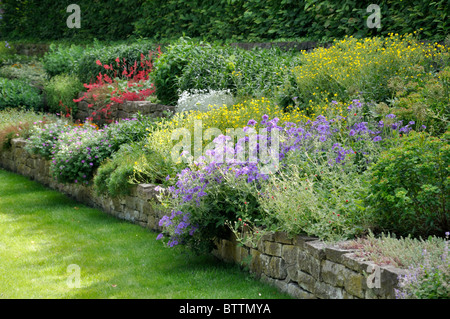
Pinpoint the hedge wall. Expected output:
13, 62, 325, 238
0, 0, 144, 40
0, 0, 448, 42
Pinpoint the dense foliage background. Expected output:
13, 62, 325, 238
1, 0, 448, 42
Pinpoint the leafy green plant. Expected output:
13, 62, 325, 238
341, 231, 449, 268
0, 77, 43, 111
395, 233, 449, 299
94, 141, 147, 197
42, 44, 85, 78
259, 161, 370, 241
152, 38, 300, 105
151, 38, 199, 105
366, 131, 450, 238
44, 73, 84, 114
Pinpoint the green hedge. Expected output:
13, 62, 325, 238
1, 0, 448, 42
0, 0, 144, 41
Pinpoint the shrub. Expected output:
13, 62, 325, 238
94, 141, 148, 197
366, 131, 450, 238
177, 42, 298, 99
0, 77, 43, 111
151, 38, 198, 105
44, 74, 84, 115
42, 44, 85, 78
152, 38, 300, 105
279, 33, 449, 113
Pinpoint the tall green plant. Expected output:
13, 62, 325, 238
366, 131, 450, 238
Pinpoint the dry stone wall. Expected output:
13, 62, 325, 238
0, 138, 407, 299
74, 99, 175, 125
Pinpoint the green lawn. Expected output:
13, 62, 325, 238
0, 169, 291, 299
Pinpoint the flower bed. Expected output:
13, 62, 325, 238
1, 32, 449, 299
0, 138, 409, 299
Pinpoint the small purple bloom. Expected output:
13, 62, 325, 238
373, 136, 382, 142
247, 119, 257, 126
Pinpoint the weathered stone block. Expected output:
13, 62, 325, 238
321, 260, 346, 287
304, 240, 326, 260
342, 268, 366, 299
273, 231, 293, 244
267, 256, 287, 279
324, 244, 354, 264
281, 245, 298, 264
287, 282, 317, 299
137, 183, 160, 201
313, 281, 344, 299
375, 265, 408, 299
296, 270, 316, 293
297, 250, 321, 280
263, 241, 282, 257
249, 249, 270, 276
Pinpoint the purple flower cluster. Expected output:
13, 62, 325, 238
156, 100, 421, 247
156, 210, 198, 247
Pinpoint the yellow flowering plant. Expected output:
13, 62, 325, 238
278, 33, 449, 118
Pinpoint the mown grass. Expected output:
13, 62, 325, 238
0, 169, 291, 299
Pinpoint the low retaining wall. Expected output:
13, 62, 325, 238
74, 99, 175, 125
0, 138, 406, 299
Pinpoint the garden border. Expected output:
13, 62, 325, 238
0, 137, 407, 299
